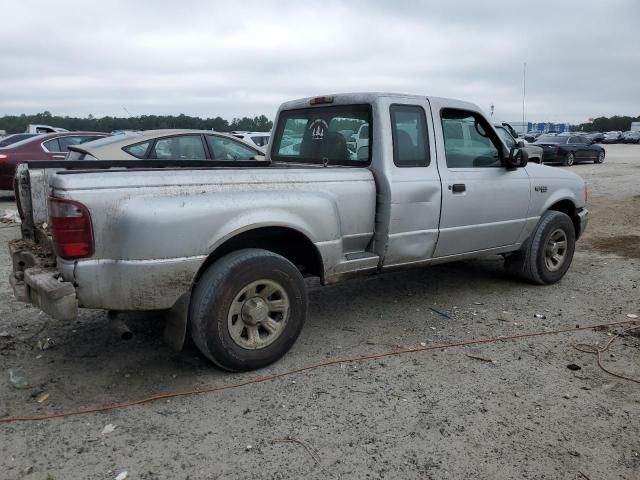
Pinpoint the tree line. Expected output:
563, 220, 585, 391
0, 111, 273, 134
575, 115, 640, 132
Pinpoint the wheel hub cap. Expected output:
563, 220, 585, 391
544, 229, 568, 272
241, 297, 269, 325
227, 279, 290, 350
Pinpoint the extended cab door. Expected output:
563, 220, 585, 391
377, 98, 442, 266
431, 104, 531, 257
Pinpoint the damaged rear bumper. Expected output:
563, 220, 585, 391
9, 240, 78, 321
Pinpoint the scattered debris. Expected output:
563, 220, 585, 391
473, 302, 484, 305
627, 313, 638, 319
8, 369, 29, 389
429, 307, 451, 320
466, 354, 496, 364
272, 437, 328, 475
115, 472, 128, 480
0, 210, 21, 224
0, 331, 10, 338
514, 392, 521, 398
563, 393, 571, 399
534, 314, 547, 319
101, 424, 117, 435
36, 338, 54, 351
36, 393, 49, 404
566, 364, 582, 371
245, 445, 252, 451
420, 342, 427, 347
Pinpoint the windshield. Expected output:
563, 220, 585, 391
535, 135, 567, 144
271, 104, 371, 165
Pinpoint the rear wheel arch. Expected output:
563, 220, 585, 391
194, 226, 325, 286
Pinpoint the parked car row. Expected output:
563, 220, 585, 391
584, 130, 640, 144
522, 130, 640, 145
0, 129, 268, 190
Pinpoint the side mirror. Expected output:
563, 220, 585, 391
505, 146, 528, 169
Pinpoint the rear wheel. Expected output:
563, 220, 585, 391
190, 249, 307, 371
595, 151, 605, 164
563, 152, 575, 166
505, 210, 576, 285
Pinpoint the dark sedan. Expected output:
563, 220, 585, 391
533, 134, 605, 166
0, 131, 108, 190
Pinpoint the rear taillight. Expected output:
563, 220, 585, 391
0, 154, 8, 160
48, 197, 94, 260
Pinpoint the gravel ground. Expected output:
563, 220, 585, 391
0, 145, 639, 480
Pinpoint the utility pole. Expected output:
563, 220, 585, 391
522, 62, 526, 130
490, 104, 494, 118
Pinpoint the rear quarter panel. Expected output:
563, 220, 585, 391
50, 167, 376, 309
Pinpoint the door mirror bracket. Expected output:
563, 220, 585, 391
505, 146, 528, 170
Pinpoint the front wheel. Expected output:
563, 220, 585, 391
189, 249, 307, 371
505, 211, 576, 285
595, 151, 605, 164
563, 152, 575, 166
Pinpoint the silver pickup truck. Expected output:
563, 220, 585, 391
9, 93, 588, 371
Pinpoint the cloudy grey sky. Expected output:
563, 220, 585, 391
1, 0, 638, 123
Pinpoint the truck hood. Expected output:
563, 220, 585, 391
524, 163, 584, 185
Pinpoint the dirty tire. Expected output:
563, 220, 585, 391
595, 151, 605, 164
562, 152, 575, 166
505, 210, 576, 285
189, 249, 307, 371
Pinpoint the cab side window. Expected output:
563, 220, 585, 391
441, 109, 501, 168
390, 105, 430, 167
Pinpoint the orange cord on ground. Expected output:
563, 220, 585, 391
0, 319, 637, 425
574, 325, 640, 384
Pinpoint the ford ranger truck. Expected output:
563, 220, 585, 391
9, 93, 588, 371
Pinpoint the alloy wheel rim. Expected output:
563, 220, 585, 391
227, 279, 290, 350
544, 228, 568, 272
567, 153, 574, 165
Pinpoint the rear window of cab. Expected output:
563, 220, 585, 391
271, 104, 371, 165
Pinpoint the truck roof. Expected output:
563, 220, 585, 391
278, 92, 480, 112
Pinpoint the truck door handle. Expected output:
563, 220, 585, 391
450, 183, 466, 193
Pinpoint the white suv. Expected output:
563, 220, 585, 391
231, 131, 270, 152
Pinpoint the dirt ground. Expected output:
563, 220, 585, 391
0, 145, 639, 480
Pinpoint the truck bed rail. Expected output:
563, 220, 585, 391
24, 159, 270, 170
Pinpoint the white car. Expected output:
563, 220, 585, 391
66, 129, 266, 162
25, 124, 68, 134
230, 131, 270, 152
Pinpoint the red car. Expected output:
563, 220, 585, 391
0, 131, 108, 190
